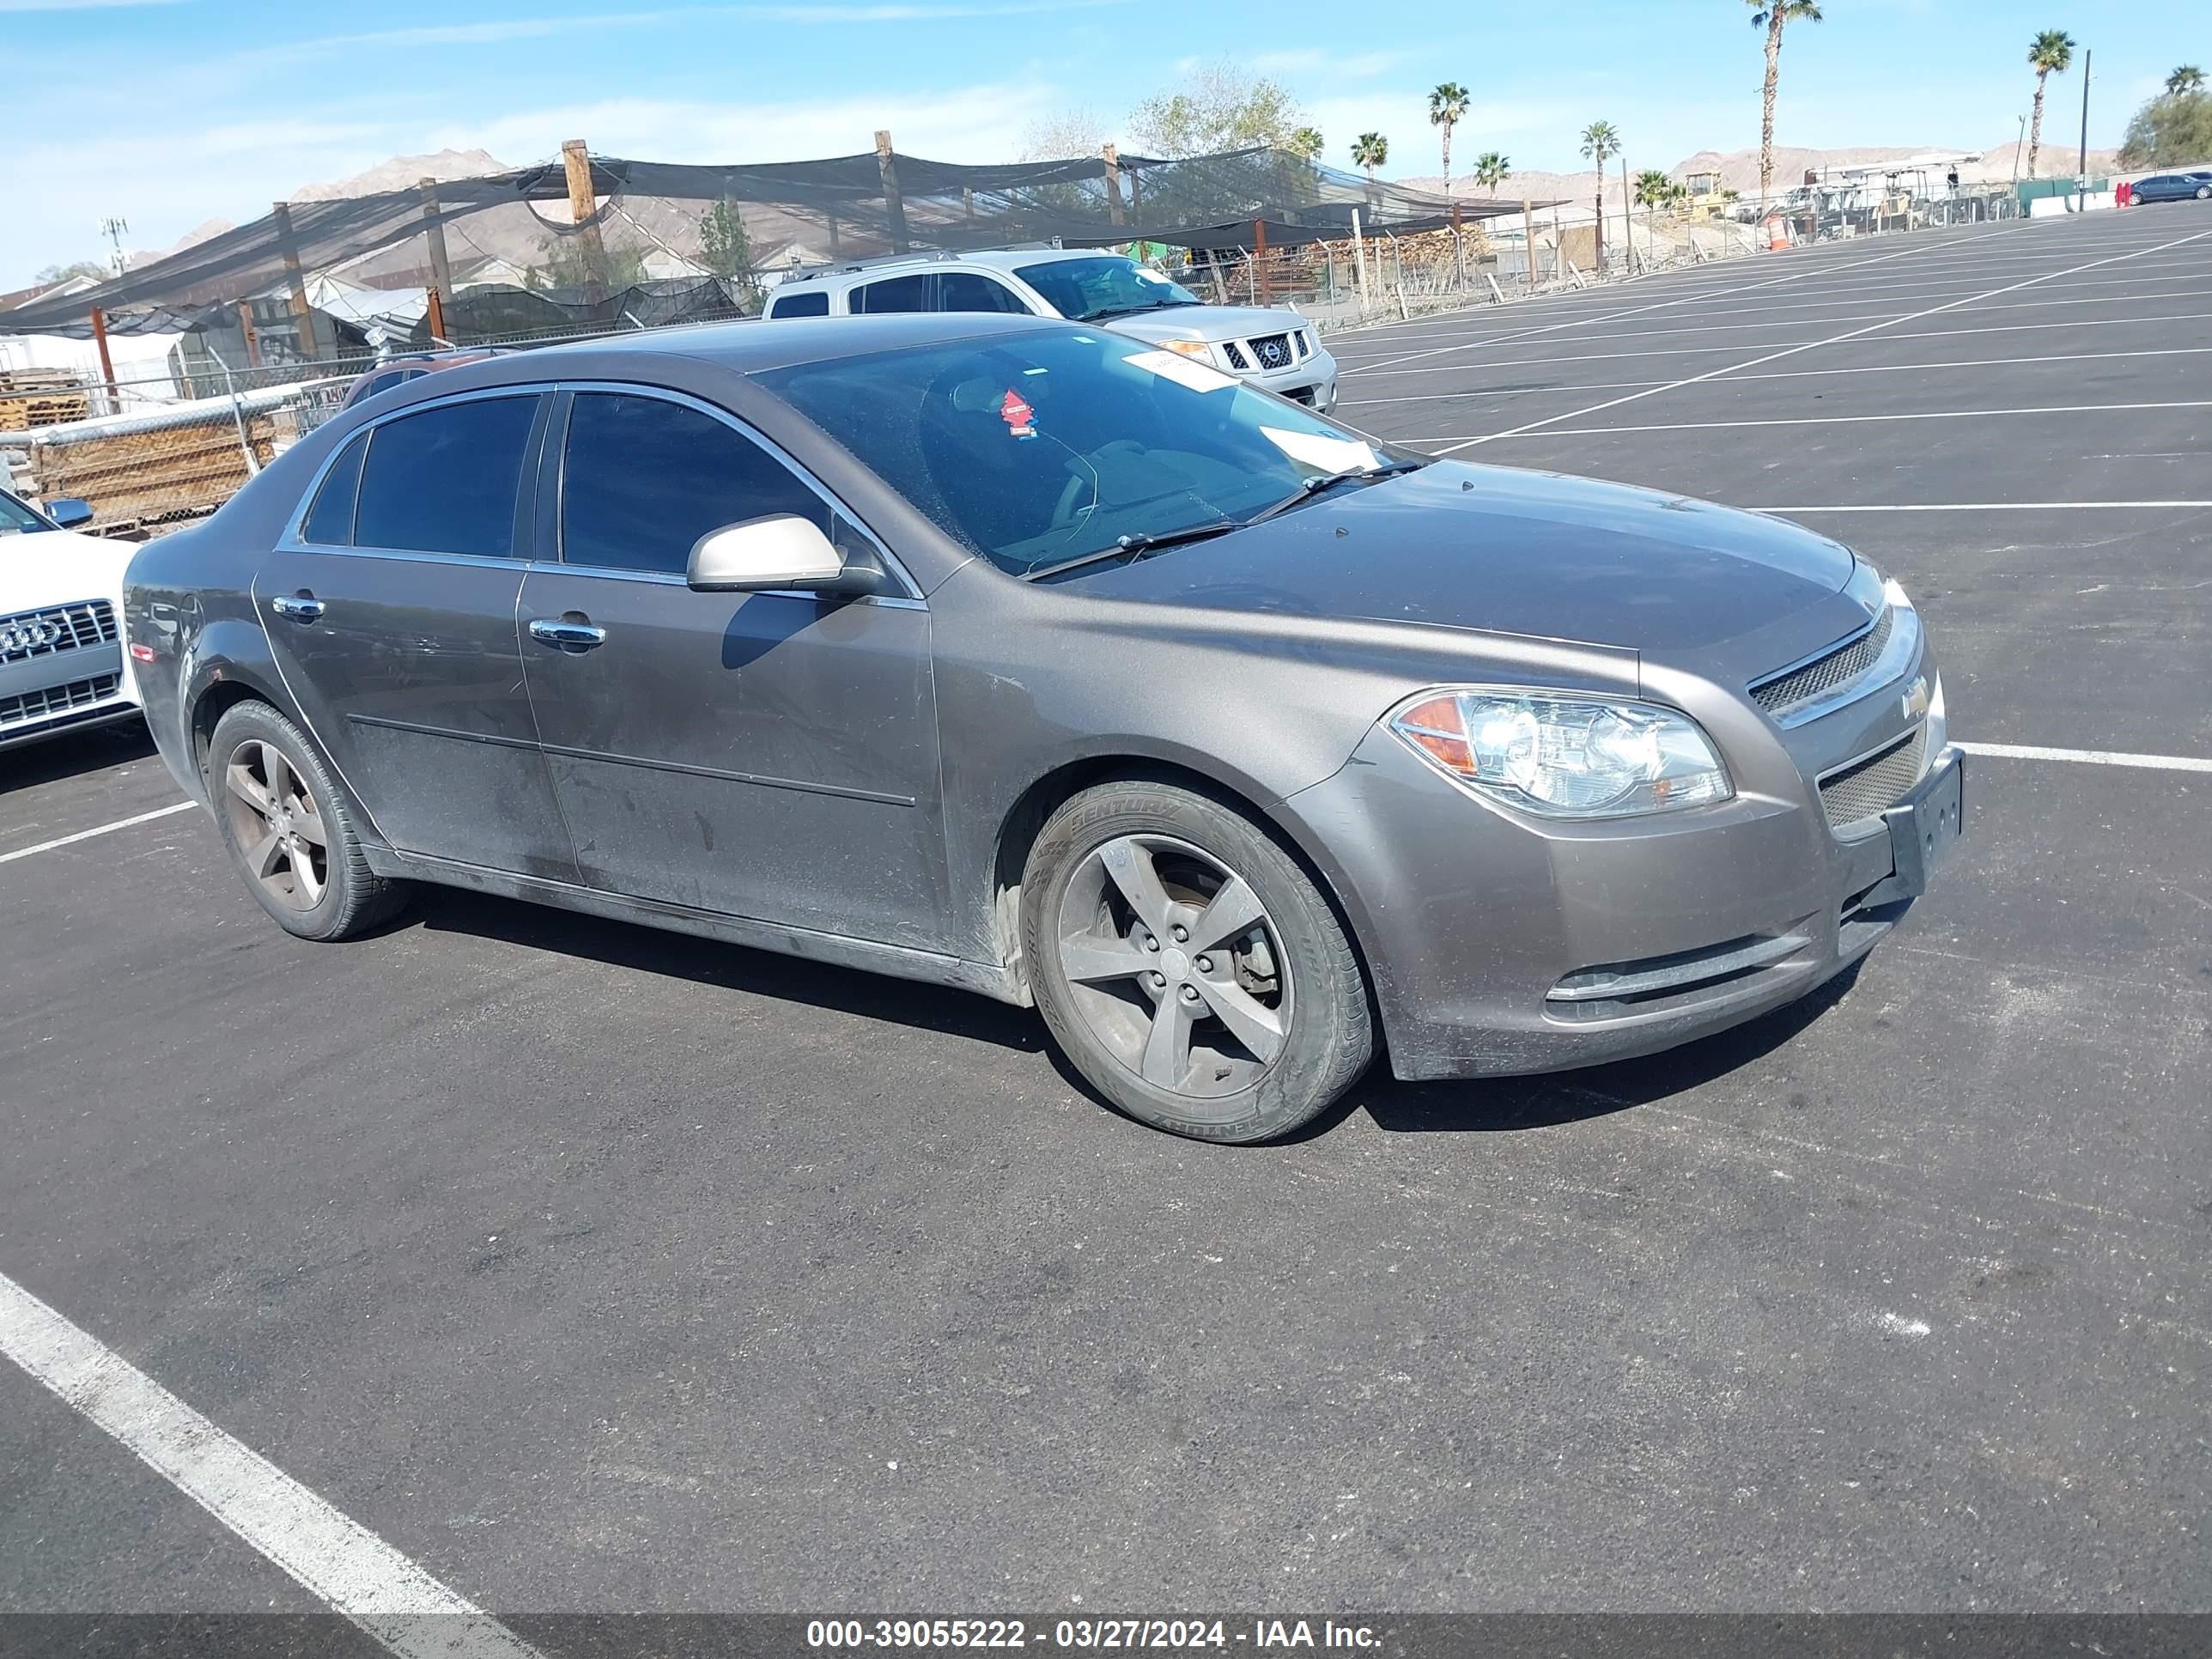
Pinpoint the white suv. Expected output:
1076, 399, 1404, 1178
763, 247, 1339, 411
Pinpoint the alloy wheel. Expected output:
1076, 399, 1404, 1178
221, 738, 330, 911
1053, 834, 1293, 1098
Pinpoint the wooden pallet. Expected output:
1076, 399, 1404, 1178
0, 392, 92, 432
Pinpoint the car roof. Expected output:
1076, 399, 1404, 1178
355, 313, 1070, 409
771, 245, 1121, 291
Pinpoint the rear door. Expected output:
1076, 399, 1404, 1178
515, 387, 946, 947
257, 389, 576, 879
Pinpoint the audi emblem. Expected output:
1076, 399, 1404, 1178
1, 618, 64, 653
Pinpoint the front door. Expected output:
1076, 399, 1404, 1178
257, 391, 576, 880
517, 388, 946, 948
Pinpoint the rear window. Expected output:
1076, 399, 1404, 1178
852, 274, 932, 314
769, 289, 829, 319
301, 431, 368, 545
354, 396, 538, 557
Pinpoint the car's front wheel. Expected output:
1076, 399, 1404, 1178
207, 701, 408, 940
1022, 781, 1372, 1142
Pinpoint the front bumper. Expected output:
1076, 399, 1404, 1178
1277, 728, 1966, 1082
0, 640, 139, 752
1233, 345, 1338, 410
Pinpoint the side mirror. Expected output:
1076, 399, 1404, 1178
46, 497, 94, 530
686, 514, 861, 593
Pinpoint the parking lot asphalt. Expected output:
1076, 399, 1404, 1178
3, 206, 2208, 1627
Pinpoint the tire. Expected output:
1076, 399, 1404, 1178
1022, 780, 1371, 1143
206, 701, 409, 941
2197, 185, 2210, 201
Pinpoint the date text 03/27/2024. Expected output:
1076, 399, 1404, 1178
805, 1619, 1382, 1650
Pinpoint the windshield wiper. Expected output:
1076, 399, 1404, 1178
1018, 519, 1241, 582
1083, 299, 1197, 321
1243, 459, 1431, 528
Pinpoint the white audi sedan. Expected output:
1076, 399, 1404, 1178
1, 486, 141, 751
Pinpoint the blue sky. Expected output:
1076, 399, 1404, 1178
7, 0, 2202, 287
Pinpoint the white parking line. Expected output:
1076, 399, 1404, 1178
0, 800, 196, 866
1435, 226, 2212, 453
1425, 398, 2212, 441
0, 1271, 542, 1659
1340, 344, 2212, 410
1957, 742, 2212, 774
1756, 501, 2212, 513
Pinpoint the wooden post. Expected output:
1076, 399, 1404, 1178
270, 200, 319, 360
235, 301, 263, 368
1350, 209, 1371, 310
562, 139, 609, 302
417, 177, 455, 298
1251, 218, 1267, 304
874, 129, 910, 253
89, 307, 117, 409
425, 284, 449, 344
1102, 143, 1125, 228
1449, 201, 1465, 289
1522, 196, 1538, 291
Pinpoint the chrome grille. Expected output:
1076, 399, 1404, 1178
0, 599, 116, 664
1752, 607, 1893, 719
1, 671, 122, 730
1248, 332, 1292, 370
1819, 725, 1927, 831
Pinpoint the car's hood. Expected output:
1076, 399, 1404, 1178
1105, 305, 1303, 346
1085, 461, 1863, 666
0, 528, 132, 613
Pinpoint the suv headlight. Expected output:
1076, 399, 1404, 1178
1157, 338, 1215, 362
1389, 689, 1733, 819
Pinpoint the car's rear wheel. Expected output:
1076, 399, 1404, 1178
208, 701, 407, 940
1022, 781, 1371, 1143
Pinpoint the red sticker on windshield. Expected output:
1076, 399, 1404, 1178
1000, 388, 1036, 439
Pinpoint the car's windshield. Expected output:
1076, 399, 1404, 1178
758, 329, 1416, 579
1012, 256, 1202, 323
0, 491, 53, 538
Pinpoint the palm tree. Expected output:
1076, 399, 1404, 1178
1351, 131, 1389, 184
1747, 0, 1824, 208
2025, 29, 2076, 179
2167, 65, 2206, 95
1633, 167, 1675, 209
1472, 151, 1511, 196
1287, 125, 1324, 161
1429, 83, 1471, 193
1581, 120, 1620, 264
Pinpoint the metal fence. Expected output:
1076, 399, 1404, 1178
0, 187, 2027, 540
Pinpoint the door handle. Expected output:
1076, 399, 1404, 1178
270, 593, 324, 623
527, 617, 607, 652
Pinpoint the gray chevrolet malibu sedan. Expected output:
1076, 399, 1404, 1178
125, 314, 1964, 1142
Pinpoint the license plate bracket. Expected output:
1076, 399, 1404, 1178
1883, 748, 1965, 897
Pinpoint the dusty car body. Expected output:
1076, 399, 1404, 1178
125, 314, 1963, 1140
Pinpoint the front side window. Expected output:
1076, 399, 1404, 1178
560, 392, 830, 576
851, 274, 932, 314
759, 331, 1416, 579
1011, 256, 1201, 323
354, 395, 538, 557
0, 490, 50, 537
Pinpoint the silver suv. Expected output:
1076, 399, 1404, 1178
763, 247, 1339, 411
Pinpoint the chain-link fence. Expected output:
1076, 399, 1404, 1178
0, 181, 2027, 541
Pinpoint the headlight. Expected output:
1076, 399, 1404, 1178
1389, 689, 1733, 819
1157, 338, 1214, 362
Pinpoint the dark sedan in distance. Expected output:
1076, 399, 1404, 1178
2129, 171, 2212, 203
124, 315, 1965, 1142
